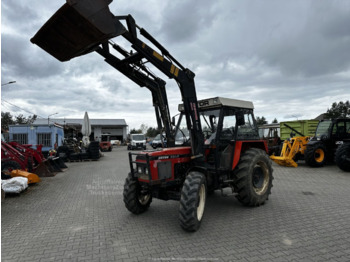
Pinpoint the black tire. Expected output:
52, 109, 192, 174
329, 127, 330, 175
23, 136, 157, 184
233, 148, 273, 206
123, 173, 152, 214
108, 147, 112, 152
1, 161, 21, 173
179, 171, 207, 232
335, 143, 350, 172
305, 142, 326, 167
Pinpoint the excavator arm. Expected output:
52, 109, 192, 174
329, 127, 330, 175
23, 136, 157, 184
31, 0, 204, 158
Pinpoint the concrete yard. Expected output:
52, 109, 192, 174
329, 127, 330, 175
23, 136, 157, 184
2, 146, 350, 262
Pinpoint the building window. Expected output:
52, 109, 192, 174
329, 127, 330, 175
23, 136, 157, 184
12, 133, 28, 144
37, 133, 52, 147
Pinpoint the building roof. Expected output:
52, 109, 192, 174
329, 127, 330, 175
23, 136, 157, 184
33, 118, 127, 127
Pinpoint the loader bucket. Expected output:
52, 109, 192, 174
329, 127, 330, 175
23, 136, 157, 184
34, 162, 56, 177
55, 157, 68, 170
11, 170, 41, 184
30, 0, 126, 61
270, 156, 298, 168
47, 157, 68, 172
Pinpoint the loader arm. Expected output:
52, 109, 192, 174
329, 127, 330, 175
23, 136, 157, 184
95, 41, 174, 146
31, 0, 204, 158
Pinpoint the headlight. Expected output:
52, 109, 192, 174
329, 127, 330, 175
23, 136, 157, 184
145, 168, 149, 175
137, 166, 143, 173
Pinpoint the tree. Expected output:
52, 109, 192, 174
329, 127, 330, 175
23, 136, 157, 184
27, 114, 37, 125
130, 128, 142, 134
15, 114, 27, 124
139, 124, 148, 134
325, 101, 350, 119
272, 118, 278, 123
256, 116, 268, 126
1, 112, 14, 131
1, 112, 38, 131
146, 127, 158, 137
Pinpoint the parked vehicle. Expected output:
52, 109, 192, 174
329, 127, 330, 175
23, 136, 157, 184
100, 134, 112, 152
128, 134, 146, 150
335, 142, 350, 172
305, 118, 350, 167
259, 123, 281, 156
151, 134, 166, 149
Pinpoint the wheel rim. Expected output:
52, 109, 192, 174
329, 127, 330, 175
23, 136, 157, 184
314, 149, 325, 163
252, 161, 270, 195
138, 194, 151, 205
197, 184, 206, 221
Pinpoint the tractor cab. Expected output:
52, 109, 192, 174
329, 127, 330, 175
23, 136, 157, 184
176, 97, 265, 172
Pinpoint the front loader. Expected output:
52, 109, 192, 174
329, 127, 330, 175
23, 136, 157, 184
270, 123, 310, 167
1, 141, 56, 177
32, 0, 274, 231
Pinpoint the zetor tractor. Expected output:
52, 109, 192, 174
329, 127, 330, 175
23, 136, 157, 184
305, 118, 350, 167
31, 0, 273, 231
127, 97, 274, 231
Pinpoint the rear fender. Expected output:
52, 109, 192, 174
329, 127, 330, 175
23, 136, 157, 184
232, 141, 267, 170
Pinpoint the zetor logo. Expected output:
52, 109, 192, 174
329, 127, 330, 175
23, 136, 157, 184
198, 100, 210, 107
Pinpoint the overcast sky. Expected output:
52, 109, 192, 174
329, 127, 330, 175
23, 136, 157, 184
1, 0, 350, 130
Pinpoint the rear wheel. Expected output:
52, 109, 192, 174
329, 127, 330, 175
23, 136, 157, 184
335, 143, 350, 172
233, 148, 273, 206
179, 171, 207, 232
123, 173, 152, 214
305, 142, 326, 167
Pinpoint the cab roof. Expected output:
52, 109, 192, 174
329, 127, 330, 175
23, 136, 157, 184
178, 97, 254, 112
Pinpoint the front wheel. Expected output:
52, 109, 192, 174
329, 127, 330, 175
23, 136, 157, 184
179, 171, 207, 232
305, 142, 326, 167
335, 143, 350, 172
123, 173, 152, 214
233, 148, 273, 206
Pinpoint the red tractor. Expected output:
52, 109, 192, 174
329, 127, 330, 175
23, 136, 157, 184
32, 0, 273, 231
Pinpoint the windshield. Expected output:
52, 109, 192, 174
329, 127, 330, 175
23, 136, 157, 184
175, 118, 190, 143
132, 134, 145, 140
220, 108, 259, 141
315, 120, 331, 138
175, 109, 220, 144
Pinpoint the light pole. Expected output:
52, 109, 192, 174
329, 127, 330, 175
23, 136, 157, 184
48, 112, 59, 125
1, 81, 16, 86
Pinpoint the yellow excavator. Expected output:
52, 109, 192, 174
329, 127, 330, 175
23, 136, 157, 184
270, 124, 310, 167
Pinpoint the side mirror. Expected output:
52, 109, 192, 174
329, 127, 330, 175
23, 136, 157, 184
236, 112, 245, 126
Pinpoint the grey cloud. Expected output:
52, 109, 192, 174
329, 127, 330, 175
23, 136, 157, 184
1, 0, 350, 129
159, 0, 217, 43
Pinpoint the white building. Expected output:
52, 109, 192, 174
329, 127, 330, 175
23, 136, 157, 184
33, 118, 128, 142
